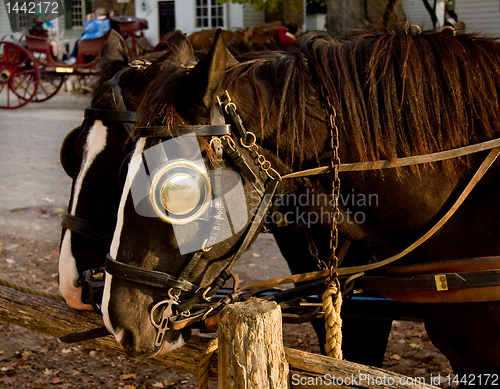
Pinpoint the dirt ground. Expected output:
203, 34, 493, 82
0, 221, 456, 389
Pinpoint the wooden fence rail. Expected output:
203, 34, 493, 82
0, 285, 438, 389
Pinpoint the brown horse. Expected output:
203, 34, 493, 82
102, 28, 500, 379
187, 28, 237, 50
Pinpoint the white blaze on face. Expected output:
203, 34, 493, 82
59, 121, 108, 310
102, 138, 146, 340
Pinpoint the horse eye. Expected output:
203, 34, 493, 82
161, 173, 201, 215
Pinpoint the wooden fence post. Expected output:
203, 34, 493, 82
218, 297, 289, 389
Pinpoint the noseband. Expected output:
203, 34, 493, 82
104, 91, 282, 343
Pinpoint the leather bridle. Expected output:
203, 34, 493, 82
104, 92, 282, 342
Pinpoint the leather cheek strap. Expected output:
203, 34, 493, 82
105, 255, 199, 293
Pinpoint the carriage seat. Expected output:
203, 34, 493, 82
76, 31, 110, 65
25, 33, 53, 57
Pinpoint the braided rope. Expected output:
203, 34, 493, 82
322, 282, 342, 359
0, 277, 65, 302
197, 337, 218, 389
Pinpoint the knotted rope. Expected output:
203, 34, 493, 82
0, 277, 64, 302
197, 337, 218, 389
322, 280, 342, 359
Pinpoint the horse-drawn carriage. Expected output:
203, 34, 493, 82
0, 15, 152, 109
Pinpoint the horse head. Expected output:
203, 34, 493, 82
101, 30, 279, 357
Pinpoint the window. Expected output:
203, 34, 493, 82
196, 0, 224, 29
17, 14, 29, 30
71, 0, 85, 28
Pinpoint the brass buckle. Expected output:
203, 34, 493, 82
129, 59, 152, 70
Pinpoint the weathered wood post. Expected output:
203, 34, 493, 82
218, 297, 289, 389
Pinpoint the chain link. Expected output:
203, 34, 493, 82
305, 230, 328, 270
321, 86, 341, 282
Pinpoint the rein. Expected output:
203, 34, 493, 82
242, 145, 500, 294
283, 137, 500, 178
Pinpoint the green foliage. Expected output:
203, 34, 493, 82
217, 0, 284, 12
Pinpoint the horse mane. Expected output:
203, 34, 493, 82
226, 28, 500, 171
299, 29, 500, 166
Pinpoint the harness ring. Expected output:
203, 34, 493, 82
240, 132, 256, 148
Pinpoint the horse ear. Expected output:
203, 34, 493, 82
170, 29, 195, 64
226, 48, 237, 66
176, 29, 226, 123
101, 29, 129, 63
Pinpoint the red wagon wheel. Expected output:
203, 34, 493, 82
33, 70, 65, 103
0, 41, 40, 109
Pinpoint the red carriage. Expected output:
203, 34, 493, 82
0, 15, 152, 109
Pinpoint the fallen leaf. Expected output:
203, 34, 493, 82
1, 377, 15, 385
22, 350, 32, 359
44, 367, 54, 375
5, 258, 14, 265
124, 385, 136, 389
409, 343, 418, 348
251, 252, 261, 257
121, 374, 137, 380
61, 348, 72, 354
44, 251, 59, 259
152, 382, 164, 388
51, 377, 62, 384
390, 354, 401, 361
54, 208, 66, 217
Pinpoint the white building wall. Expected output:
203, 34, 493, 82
242, 3, 264, 28
402, 0, 445, 30
175, 0, 196, 35
0, 6, 12, 39
228, 1, 244, 29
306, 13, 326, 31
137, 0, 261, 46
136, 0, 160, 45
455, 0, 500, 37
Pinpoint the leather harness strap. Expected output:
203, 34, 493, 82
134, 125, 231, 138
283, 137, 500, 178
360, 270, 500, 292
237, 146, 500, 293
61, 214, 113, 246
84, 107, 136, 122
105, 255, 199, 293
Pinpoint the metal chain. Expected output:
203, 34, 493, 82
305, 230, 328, 271
321, 86, 341, 282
